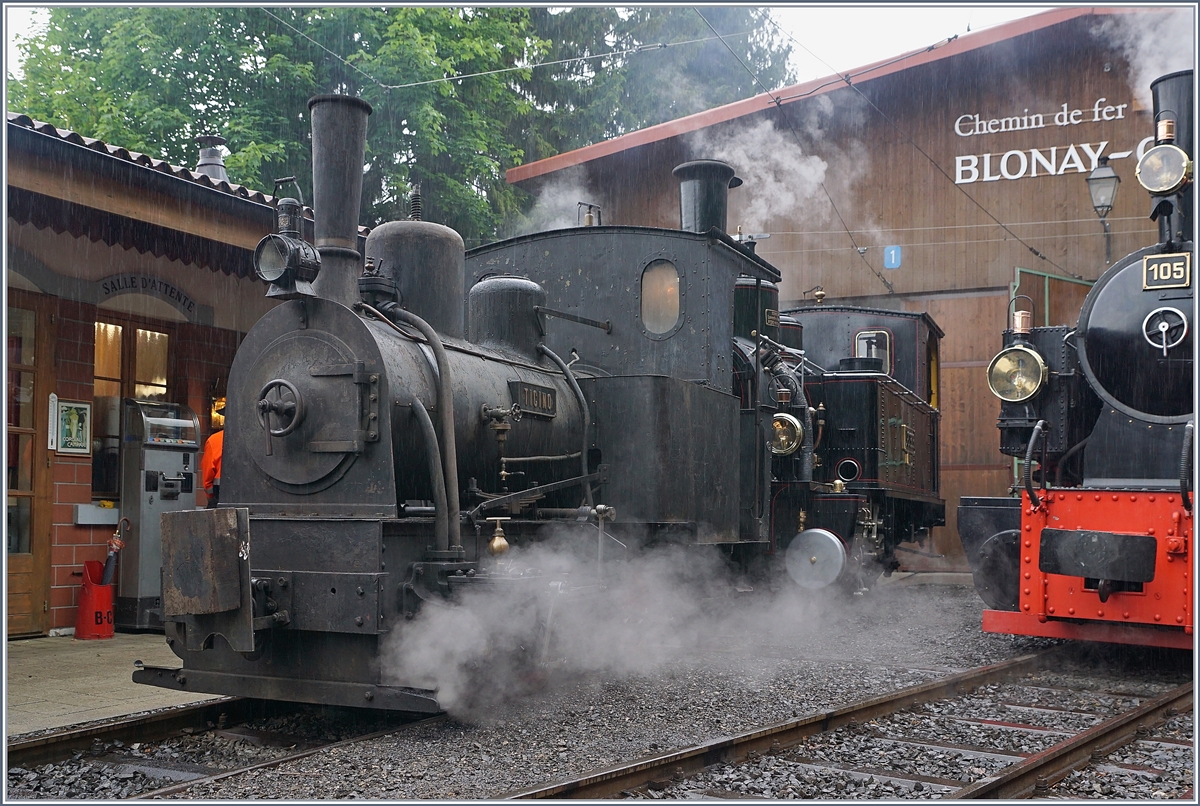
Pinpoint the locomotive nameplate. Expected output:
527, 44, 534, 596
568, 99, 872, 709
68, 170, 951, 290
509, 381, 556, 418
1143, 253, 1191, 290
764, 309, 780, 327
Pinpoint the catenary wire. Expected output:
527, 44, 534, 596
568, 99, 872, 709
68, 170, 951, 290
763, 13, 1082, 280
263, 8, 760, 92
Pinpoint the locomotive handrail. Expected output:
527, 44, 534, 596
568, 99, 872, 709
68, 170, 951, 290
466, 469, 605, 522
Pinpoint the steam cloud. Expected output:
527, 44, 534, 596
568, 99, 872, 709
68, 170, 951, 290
686, 97, 872, 235
381, 535, 853, 718
1092, 8, 1196, 107
516, 167, 596, 236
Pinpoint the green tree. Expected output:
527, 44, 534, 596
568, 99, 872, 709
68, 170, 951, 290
9, 7, 793, 244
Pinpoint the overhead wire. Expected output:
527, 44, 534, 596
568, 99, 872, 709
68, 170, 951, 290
263, 8, 760, 92
693, 7, 894, 293
763, 13, 1082, 280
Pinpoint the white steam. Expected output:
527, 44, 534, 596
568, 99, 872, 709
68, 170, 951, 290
516, 166, 596, 236
381, 536, 848, 719
685, 95, 872, 234
1093, 8, 1196, 108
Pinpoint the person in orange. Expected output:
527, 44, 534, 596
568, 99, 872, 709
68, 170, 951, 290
201, 405, 224, 508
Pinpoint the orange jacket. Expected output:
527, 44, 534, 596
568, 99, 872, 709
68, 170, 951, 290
201, 429, 224, 496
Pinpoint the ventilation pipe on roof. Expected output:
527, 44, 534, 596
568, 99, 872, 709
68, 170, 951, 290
672, 160, 742, 234
194, 135, 229, 183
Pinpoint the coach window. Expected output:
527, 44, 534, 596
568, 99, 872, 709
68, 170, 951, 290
640, 259, 680, 335
855, 329, 891, 373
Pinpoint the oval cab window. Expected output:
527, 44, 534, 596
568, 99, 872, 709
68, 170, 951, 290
640, 259, 680, 334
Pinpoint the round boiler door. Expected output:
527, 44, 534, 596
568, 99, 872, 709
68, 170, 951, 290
785, 528, 847, 589
247, 329, 362, 489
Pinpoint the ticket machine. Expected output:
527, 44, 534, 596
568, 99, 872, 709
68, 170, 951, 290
116, 400, 200, 630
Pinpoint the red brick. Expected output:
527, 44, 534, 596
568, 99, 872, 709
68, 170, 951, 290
75, 544, 107, 564
52, 462, 78, 483
54, 525, 93, 545
51, 504, 75, 526
51, 545, 75, 566
51, 608, 75, 630
55, 483, 92, 505
54, 565, 84, 587
50, 586, 77, 608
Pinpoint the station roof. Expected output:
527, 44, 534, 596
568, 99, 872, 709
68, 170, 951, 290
506, 6, 1140, 186
6, 112, 367, 278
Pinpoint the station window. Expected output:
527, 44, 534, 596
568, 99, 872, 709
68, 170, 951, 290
92, 322, 171, 497
640, 259, 680, 335
855, 330, 891, 373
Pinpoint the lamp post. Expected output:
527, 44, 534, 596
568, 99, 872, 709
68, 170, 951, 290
1086, 155, 1121, 264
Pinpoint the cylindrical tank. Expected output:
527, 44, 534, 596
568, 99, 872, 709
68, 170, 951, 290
733, 278, 780, 343
1150, 70, 1193, 244
673, 160, 741, 234
468, 276, 547, 358
778, 315, 803, 351
365, 221, 465, 339
308, 95, 372, 307
223, 298, 584, 509
1075, 245, 1193, 422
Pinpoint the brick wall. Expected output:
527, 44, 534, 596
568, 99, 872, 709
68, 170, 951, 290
45, 302, 242, 630
48, 298, 107, 630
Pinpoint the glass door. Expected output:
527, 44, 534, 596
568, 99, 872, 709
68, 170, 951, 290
7, 295, 52, 636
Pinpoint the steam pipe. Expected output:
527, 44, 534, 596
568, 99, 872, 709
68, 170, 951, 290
411, 398, 449, 551
538, 344, 594, 509
359, 302, 461, 549
1181, 420, 1193, 512
1024, 420, 1046, 510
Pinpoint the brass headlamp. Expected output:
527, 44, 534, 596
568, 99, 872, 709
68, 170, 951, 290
986, 345, 1048, 402
769, 412, 804, 456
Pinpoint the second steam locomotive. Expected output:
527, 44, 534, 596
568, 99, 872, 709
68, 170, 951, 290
959, 70, 1195, 650
136, 93, 943, 711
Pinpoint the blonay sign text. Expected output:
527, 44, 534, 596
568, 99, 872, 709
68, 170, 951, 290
953, 97, 1154, 185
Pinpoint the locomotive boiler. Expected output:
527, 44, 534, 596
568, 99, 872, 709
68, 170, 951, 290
958, 70, 1195, 650
135, 93, 943, 711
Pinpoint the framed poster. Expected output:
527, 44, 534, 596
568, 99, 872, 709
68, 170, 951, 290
56, 400, 92, 456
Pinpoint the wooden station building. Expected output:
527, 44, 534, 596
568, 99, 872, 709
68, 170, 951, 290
505, 7, 1186, 568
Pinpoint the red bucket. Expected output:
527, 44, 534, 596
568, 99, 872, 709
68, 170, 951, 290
75, 560, 114, 640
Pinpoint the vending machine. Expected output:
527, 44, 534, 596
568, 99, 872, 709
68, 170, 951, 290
116, 400, 200, 630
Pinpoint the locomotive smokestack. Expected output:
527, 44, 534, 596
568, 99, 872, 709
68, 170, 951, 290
672, 160, 742, 234
194, 135, 229, 183
1149, 70, 1193, 244
308, 94, 373, 306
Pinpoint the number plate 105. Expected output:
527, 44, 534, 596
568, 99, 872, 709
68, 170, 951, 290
1143, 252, 1191, 290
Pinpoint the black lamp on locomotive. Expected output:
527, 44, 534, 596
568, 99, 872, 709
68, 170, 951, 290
254, 180, 321, 298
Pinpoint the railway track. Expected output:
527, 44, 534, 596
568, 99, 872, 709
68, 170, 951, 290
5, 698, 433, 800
9, 646, 1190, 800
500, 649, 1193, 799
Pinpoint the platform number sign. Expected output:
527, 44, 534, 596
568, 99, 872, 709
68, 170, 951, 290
883, 246, 902, 270
1143, 253, 1191, 290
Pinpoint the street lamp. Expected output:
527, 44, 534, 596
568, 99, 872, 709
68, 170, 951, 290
1086, 156, 1120, 264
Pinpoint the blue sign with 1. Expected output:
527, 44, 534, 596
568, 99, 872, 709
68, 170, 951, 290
884, 246, 902, 270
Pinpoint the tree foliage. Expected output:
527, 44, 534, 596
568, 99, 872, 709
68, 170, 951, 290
9, 7, 793, 244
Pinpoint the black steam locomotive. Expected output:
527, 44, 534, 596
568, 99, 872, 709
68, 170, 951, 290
958, 70, 1194, 650
135, 94, 943, 711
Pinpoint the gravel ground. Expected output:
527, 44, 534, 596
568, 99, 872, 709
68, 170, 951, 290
166, 583, 1055, 799
8, 583, 1191, 801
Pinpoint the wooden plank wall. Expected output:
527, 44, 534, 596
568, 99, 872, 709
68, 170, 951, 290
519, 13, 1175, 568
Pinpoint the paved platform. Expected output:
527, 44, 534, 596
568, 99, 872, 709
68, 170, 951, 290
5, 633, 215, 737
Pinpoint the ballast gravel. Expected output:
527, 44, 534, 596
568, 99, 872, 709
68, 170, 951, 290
8, 583, 1192, 800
